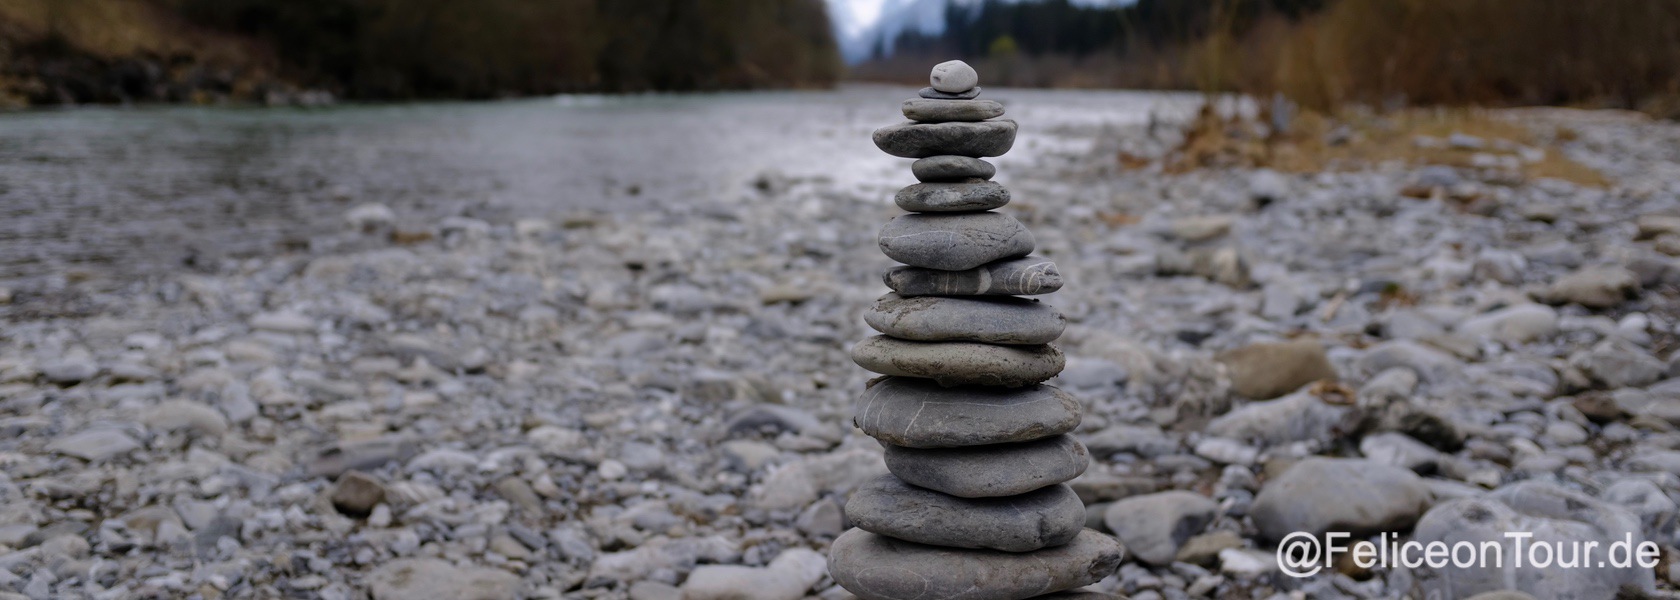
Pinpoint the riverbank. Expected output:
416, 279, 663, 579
3, 98, 1680, 598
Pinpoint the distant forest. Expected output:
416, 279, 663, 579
858, 0, 1680, 113
0, 0, 841, 106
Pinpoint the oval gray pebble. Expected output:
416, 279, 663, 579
895, 180, 1010, 212
827, 528, 1123, 600
912, 156, 996, 182
854, 377, 1082, 448
865, 293, 1063, 345
884, 434, 1090, 498
884, 256, 1063, 297
873, 120, 1016, 159
902, 99, 1004, 123
878, 212, 1033, 271
850, 336, 1065, 387
846, 475, 1085, 552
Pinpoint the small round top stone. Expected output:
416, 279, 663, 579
930, 60, 979, 93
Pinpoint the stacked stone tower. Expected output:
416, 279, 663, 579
826, 61, 1124, 599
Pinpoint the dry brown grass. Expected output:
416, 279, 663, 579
0, 0, 259, 63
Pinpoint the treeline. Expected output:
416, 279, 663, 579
0, 0, 841, 106
857, 0, 1680, 113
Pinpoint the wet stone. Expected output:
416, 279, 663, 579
873, 120, 1017, 159
851, 336, 1065, 387
865, 293, 1063, 345
854, 377, 1082, 448
918, 86, 982, 100
846, 475, 1085, 552
879, 212, 1034, 271
884, 434, 1089, 498
895, 180, 1010, 213
827, 528, 1123, 600
903, 99, 1005, 123
885, 256, 1063, 297
912, 156, 997, 182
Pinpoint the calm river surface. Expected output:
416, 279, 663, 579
0, 85, 1195, 290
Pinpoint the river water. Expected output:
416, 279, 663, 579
0, 85, 1196, 290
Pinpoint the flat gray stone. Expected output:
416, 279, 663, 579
912, 156, 996, 182
884, 434, 1088, 498
1102, 491, 1218, 566
1250, 457, 1431, 542
896, 180, 1010, 212
828, 528, 1123, 600
47, 428, 140, 461
854, 377, 1081, 448
847, 475, 1084, 552
885, 256, 1063, 297
851, 336, 1064, 387
879, 212, 1034, 271
865, 293, 1063, 345
919, 86, 982, 100
903, 99, 1004, 123
874, 120, 1017, 159
930, 60, 979, 93
366, 558, 521, 600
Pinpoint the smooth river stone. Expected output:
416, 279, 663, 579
873, 120, 1017, 159
851, 336, 1065, 387
902, 99, 1005, 123
865, 293, 1063, 345
895, 180, 1010, 212
919, 86, 982, 100
930, 60, 980, 93
884, 256, 1063, 297
846, 475, 1085, 552
884, 434, 1089, 498
828, 528, 1123, 600
854, 377, 1081, 448
912, 156, 996, 182
879, 212, 1034, 271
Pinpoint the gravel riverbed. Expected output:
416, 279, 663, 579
4, 101, 1680, 600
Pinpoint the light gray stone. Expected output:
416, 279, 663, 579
895, 180, 1010, 212
47, 428, 140, 461
903, 99, 1004, 123
1204, 389, 1360, 447
827, 528, 1123, 600
1103, 491, 1218, 566
883, 434, 1088, 498
365, 558, 520, 600
912, 156, 996, 182
865, 293, 1063, 345
918, 86, 982, 100
851, 336, 1065, 387
1570, 340, 1664, 389
873, 120, 1017, 159
879, 212, 1034, 271
1250, 458, 1431, 542
884, 256, 1062, 297
854, 377, 1081, 448
1457, 304, 1559, 344
929, 60, 979, 93
682, 548, 827, 600
1539, 265, 1640, 308
846, 475, 1084, 552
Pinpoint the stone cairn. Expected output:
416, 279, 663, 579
826, 60, 1125, 600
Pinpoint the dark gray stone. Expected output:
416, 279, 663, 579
846, 475, 1084, 552
827, 528, 1123, 600
884, 256, 1063, 297
912, 156, 996, 182
895, 180, 1010, 213
879, 212, 1034, 271
853, 377, 1081, 448
918, 86, 982, 100
884, 435, 1089, 498
850, 336, 1065, 387
865, 293, 1063, 345
902, 99, 1004, 123
873, 120, 1017, 159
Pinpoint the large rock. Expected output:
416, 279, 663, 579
1456, 304, 1559, 344
873, 120, 1018, 159
827, 529, 1123, 600
851, 336, 1065, 387
895, 180, 1011, 213
1410, 481, 1655, 599
879, 212, 1035, 271
902, 99, 1005, 123
865, 293, 1064, 345
883, 435, 1088, 498
1250, 458, 1431, 542
912, 156, 996, 182
366, 559, 520, 600
846, 475, 1084, 552
1102, 491, 1218, 566
1570, 340, 1665, 389
1538, 266, 1640, 308
929, 60, 979, 93
682, 548, 827, 600
1215, 339, 1337, 400
854, 377, 1081, 448
885, 256, 1062, 297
